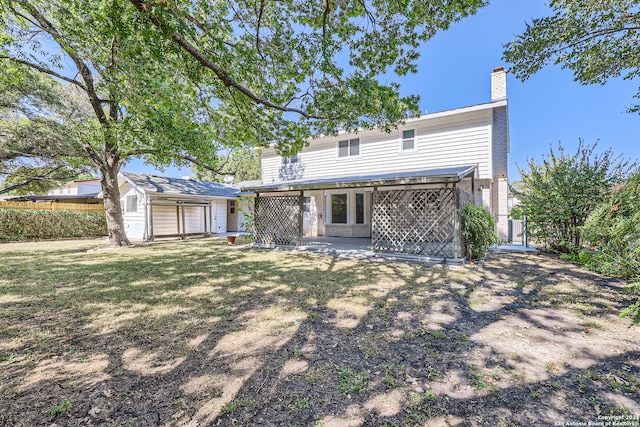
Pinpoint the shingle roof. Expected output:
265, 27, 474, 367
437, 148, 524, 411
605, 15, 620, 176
121, 172, 240, 198
241, 165, 477, 192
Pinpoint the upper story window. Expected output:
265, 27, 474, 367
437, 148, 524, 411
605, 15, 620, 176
126, 195, 138, 213
401, 129, 416, 151
338, 138, 359, 158
282, 154, 299, 165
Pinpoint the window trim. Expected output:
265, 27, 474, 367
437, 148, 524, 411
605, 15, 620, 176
126, 194, 138, 213
303, 196, 311, 213
355, 192, 365, 224
330, 193, 348, 224
336, 138, 361, 159
281, 153, 299, 165
325, 190, 369, 225
229, 200, 236, 215
399, 128, 417, 152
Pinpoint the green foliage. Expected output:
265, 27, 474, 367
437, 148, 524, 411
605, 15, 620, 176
338, 368, 371, 395
0, 70, 94, 195
48, 399, 72, 417
581, 174, 640, 324
0, 209, 107, 241
462, 202, 497, 260
504, 0, 640, 113
512, 141, 634, 253
582, 175, 640, 277
193, 148, 261, 184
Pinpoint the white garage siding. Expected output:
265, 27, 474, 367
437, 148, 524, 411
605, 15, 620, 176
120, 183, 146, 239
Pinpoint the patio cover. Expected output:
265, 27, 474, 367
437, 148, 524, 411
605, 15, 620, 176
242, 165, 477, 193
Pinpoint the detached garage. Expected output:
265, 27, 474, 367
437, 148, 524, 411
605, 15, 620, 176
116, 172, 242, 241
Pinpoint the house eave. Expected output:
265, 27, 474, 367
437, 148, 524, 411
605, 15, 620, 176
243, 165, 477, 193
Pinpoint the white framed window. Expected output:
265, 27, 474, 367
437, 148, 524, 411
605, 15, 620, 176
326, 190, 369, 225
126, 194, 138, 213
331, 194, 348, 223
282, 154, 299, 165
355, 193, 365, 224
338, 138, 360, 158
303, 196, 311, 213
229, 200, 236, 214
400, 129, 416, 151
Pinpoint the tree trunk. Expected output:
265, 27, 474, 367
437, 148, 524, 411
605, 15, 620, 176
101, 163, 131, 247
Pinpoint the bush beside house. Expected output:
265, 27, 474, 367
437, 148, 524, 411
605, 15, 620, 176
0, 209, 107, 242
462, 203, 497, 260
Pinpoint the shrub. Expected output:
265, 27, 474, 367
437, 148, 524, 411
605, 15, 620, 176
582, 174, 640, 324
462, 202, 497, 260
0, 209, 107, 242
512, 141, 634, 253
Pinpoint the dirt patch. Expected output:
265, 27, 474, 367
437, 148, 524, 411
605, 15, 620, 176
0, 239, 638, 426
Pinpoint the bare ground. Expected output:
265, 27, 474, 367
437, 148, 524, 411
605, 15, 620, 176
0, 238, 638, 426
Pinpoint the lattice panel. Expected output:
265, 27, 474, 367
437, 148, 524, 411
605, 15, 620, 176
372, 189, 456, 257
254, 195, 301, 246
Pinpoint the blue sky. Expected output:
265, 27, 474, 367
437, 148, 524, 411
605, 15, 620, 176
124, 0, 640, 182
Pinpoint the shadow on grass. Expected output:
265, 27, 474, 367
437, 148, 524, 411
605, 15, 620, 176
0, 239, 638, 426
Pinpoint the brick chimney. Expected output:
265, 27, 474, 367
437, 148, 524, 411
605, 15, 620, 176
491, 66, 507, 101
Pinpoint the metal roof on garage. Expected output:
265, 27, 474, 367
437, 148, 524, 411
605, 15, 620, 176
241, 165, 477, 193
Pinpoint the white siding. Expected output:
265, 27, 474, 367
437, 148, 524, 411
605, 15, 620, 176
120, 183, 146, 239
77, 182, 102, 195
262, 109, 493, 183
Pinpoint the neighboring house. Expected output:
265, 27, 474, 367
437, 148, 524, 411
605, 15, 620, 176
2, 178, 103, 204
114, 172, 247, 240
243, 67, 510, 260
48, 178, 102, 197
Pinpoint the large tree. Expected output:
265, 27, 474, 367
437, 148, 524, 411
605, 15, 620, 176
504, 0, 640, 112
0, 68, 95, 195
1, 0, 485, 246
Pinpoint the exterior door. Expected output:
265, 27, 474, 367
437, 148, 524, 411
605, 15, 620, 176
227, 200, 238, 232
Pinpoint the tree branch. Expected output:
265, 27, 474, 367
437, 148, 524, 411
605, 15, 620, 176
13, 0, 110, 126
123, 148, 230, 174
0, 166, 77, 195
128, 0, 334, 120
0, 55, 87, 90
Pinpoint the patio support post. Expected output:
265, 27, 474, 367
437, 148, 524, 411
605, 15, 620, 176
203, 205, 207, 234
298, 190, 304, 246
181, 204, 187, 239
371, 186, 378, 251
149, 198, 154, 241
453, 187, 462, 259
209, 203, 213, 233
255, 192, 260, 236
176, 205, 180, 235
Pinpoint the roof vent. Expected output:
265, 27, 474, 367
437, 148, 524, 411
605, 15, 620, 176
180, 175, 192, 180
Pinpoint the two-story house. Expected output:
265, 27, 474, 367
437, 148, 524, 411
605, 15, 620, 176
243, 67, 510, 260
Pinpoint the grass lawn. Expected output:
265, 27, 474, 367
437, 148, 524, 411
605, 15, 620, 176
0, 237, 639, 426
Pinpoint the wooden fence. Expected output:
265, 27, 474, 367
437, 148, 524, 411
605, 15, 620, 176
0, 201, 105, 213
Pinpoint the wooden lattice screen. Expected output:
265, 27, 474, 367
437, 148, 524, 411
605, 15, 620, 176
372, 188, 461, 258
254, 195, 301, 246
